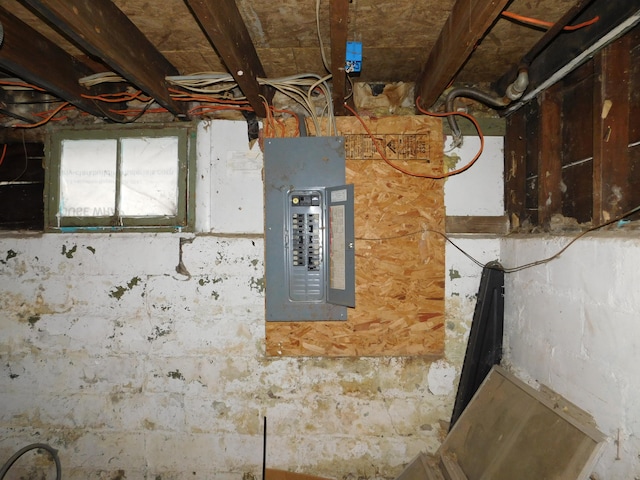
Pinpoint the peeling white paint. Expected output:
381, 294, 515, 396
0, 121, 496, 480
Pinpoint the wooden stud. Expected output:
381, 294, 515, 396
504, 110, 527, 230
185, 0, 271, 118
537, 87, 563, 226
21, 0, 187, 116
593, 34, 631, 224
329, 0, 349, 116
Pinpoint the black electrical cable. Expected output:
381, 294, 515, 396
0, 443, 61, 480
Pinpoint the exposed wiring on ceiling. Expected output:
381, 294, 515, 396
98, 99, 157, 124
83, 72, 335, 134
343, 100, 484, 179
10, 70, 331, 131
0, 80, 46, 91
259, 74, 336, 135
12, 101, 70, 128
168, 88, 249, 105
166, 73, 239, 96
356, 204, 640, 273
78, 71, 125, 87
82, 90, 151, 103
501, 11, 600, 31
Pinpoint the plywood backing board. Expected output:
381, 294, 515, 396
265, 116, 445, 357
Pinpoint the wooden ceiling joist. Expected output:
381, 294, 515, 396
19, 0, 187, 117
330, 0, 349, 116
416, 0, 511, 109
0, 7, 115, 120
185, 0, 271, 118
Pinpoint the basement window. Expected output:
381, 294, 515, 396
45, 125, 196, 232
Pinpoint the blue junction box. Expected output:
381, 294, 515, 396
346, 41, 362, 73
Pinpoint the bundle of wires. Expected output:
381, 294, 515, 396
258, 74, 335, 136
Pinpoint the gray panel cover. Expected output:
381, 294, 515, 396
264, 136, 349, 322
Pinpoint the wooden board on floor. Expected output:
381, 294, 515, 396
265, 116, 445, 357
441, 366, 605, 480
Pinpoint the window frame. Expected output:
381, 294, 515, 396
44, 123, 196, 232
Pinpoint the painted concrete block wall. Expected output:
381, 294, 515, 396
0, 121, 496, 479
501, 235, 640, 479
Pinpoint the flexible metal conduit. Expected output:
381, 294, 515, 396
0, 443, 62, 480
445, 69, 529, 147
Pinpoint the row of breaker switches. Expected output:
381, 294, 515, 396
292, 213, 321, 270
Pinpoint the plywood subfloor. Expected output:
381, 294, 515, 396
265, 116, 445, 357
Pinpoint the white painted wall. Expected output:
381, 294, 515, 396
0, 121, 489, 480
501, 234, 640, 479
444, 135, 504, 216
7, 119, 632, 479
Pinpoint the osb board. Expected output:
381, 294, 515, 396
265, 116, 445, 357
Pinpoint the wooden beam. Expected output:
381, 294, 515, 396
592, 34, 631, 224
0, 7, 115, 120
185, 0, 270, 118
537, 88, 563, 226
415, 0, 510, 109
20, 0, 187, 117
330, 0, 349, 116
445, 215, 510, 234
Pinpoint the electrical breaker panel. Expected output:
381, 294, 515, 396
264, 137, 355, 322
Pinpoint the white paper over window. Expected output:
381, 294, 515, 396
60, 139, 117, 217
120, 137, 179, 216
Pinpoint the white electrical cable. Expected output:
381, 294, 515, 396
79, 72, 126, 87
79, 70, 336, 130
316, 0, 331, 73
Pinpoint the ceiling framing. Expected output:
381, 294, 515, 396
0, 0, 637, 127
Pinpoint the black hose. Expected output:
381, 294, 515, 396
0, 443, 62, 480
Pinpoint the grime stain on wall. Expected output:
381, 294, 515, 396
62, 244, 77, 258
147, 325, 172, 342
109, 276, 143, 300
449, 268, 461, 280
27, 315, 40, 328
167, 370, 185, 380
248, 276, 265, 294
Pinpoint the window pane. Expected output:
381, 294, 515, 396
60, 139, 117, 217
120, 137, 179, 216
